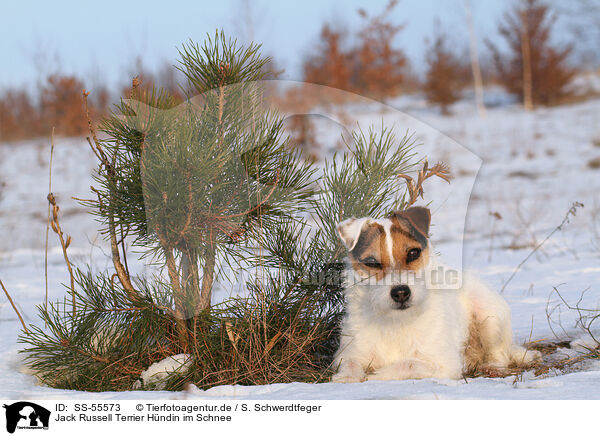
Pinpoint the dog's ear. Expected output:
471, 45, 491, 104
336, 217, 369, 251
391, 207, 431, 244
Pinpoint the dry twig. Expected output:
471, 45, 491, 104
500, 202, 583, 293
47, 193, 75, 315
45, 127, 55, 308
550, 286, 600, 346
0, 279, 28, 333
398, 160, 451, 207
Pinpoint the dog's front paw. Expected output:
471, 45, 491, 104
365, 372, 391, 381
366, 364, 406, 381
523, 349, 542, 364
331, 372, 363, 383
510, 346, 543, 367
480, 366, 509, 378
331, 360, 365, 383
366, 359, 437, 381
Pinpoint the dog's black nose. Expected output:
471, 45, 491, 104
390, 285, 411, 304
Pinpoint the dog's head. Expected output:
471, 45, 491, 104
337, 207, 431, 312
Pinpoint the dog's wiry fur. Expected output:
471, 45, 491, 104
332, 207, 540, 382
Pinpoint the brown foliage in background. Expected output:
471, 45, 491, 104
0, 90, 40, 141
487, 0, 576, 106
40, 75, 89, 137
303, 25, 353, 93
303, 0, 408, 100
0, 75, 108, 142
423, 31, 470, 115
354, 0, 406, 99
0, 61, 184, 142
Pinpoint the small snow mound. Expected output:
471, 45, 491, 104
434, 379, 461, 387
133, 354, 192, 390
570, 333, 600, 352
567, 72, 600, 95
515, 378, 563, 389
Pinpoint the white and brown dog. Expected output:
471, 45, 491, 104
332, 206, 540, 382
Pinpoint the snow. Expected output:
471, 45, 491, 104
570, 333, 600, 353
567, 70, 600, 96
133, 354, 193, 390
1, 92, 600, 400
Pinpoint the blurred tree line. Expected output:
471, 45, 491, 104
0, 0, 593, 142
303, 0, 582, 113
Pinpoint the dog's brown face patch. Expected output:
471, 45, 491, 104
345, 208, 432, 279
389, 224, 430, 272
389, 207, 430, 248
348, 222, 389, 280
389, 209, 430, 272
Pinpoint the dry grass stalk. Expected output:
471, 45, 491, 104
0, 279, 28, 333
500, 201, 583, 293
525, 339, 599, 378
488, 211, 503, 261
526, 286, 600, 379
44, 127, 55, 308
397, 160, 451, 207
464, 336, 597, 380
46, 192, 75, 315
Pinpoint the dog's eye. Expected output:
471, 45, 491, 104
406, 248, 421, 263
361, 256, 382, 269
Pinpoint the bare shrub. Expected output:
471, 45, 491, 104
302, 0, 408, 100
303, 24, 353, 93
0, 74, 110, 142
353, 0, 407, 100
487, 0, 577, 107
39, 75, 89, 137
535, 286, 600, 376
0, 89, 41, 141
423, 30, 469, 114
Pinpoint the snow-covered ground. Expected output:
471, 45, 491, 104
1, 94, 599, 400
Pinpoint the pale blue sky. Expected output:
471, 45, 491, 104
0, 0, 514, 92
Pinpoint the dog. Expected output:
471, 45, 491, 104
332, 206, 540, 382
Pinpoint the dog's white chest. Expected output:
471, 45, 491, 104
341, 288, 468, 369
355, 315, 441, 366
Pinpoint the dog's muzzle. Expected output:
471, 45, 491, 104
390, 285, 411, 309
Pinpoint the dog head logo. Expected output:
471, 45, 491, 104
2, 402, 50, 434
338, 206, 458, 312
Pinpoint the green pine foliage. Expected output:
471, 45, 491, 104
19, 31, 421, 391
